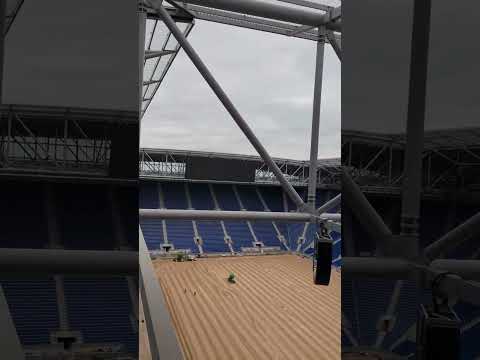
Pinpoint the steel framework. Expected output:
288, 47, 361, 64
139, 0, 342, 357
0, 106, 120, 176
342, 129, 480, 195
139, 147, 341, 186
138, 0, 480, 358
341, 0, 480, 356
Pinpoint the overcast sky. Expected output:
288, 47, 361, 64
140, 19, 340, 160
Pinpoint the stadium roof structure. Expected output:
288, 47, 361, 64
139, 0, 342, 210
343, 128, 480, 151
138, 2, 480, 359
0, 104, 138, 181
139, 147, 341, 186
139, 1, 342, 358
141, 5, 195, 117
343, 128, 480, 195
140, 0, 341, 118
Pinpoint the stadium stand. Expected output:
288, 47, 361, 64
140, 179, 340, 257
0, 180, 138, 356
0, 181, 48, 249
63, 277, 137, 353
0, 279, 59, 346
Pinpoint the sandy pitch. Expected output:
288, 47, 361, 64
141, 254, 340, 360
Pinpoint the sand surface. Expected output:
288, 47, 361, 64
141, 254, 340, 360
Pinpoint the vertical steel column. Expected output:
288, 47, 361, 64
400, 0, 432, 251
151, 1, 307, 211
307, 29, 325, 211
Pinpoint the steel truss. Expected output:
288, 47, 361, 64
139, 147, 341, 186
0, 105, 138, 178
140, 0, 342, 116
139, 0, 341, 357
141, 4, 195, 117
343, 129, 480, 196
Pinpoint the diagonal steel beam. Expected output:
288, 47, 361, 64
326, 30, 341, 61
150, 0, 308, 211
342, 169, 393, 254
424, 211, 480, 260
287, 24, 316, 37
316, 193, 341, 215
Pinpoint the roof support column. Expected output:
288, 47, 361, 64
399, 0, 432, 257
307, 30, 325, 211
150, 0, 307, 211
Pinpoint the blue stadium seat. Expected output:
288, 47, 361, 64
214, 184, 240, 211
197, 221, 229, 253
162, 182, 188, 209
237, 185, 263, 211
139, 182, 159, 209
252, 221, 282, 248
189, 183, 214, 210
141, 218, 164, 250
1, 278, 58, 346
63, 278, 137, 354
140, 181, 341, 258
258, 186, 283, 212
224, 221, 254, 251
166, 220, 197, 252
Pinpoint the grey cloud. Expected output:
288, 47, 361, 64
141, 19, 340, 160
